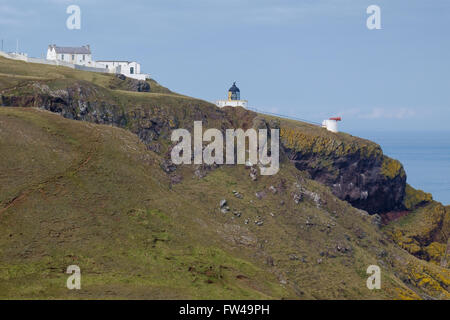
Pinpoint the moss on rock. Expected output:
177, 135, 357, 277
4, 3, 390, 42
404, 184, 432, 210
381, 157, 406, 179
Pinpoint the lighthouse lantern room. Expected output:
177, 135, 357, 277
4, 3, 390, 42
215, 82, 248, 108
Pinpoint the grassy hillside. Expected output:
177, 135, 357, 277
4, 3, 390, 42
0, 57, 448, 299
0, 108, 447, 299
0, 108, 290, 299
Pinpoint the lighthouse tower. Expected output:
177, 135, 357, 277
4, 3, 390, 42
322, 117, 342, 133
228, 82, 240, 100
215, 82, 248, 108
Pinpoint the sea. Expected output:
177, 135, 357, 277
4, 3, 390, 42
351, 131, 450, 206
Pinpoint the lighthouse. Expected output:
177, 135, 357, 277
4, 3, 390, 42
228, 82, 240, 100
322, 117, 342, 133
215, 82, 248, 108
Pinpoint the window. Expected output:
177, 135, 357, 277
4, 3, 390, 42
72, 54, 75, 60
61, 54, 64, 60
130, 67, 134, 74
83, 55, 85, 61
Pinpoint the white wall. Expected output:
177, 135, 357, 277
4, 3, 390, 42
215, 100, 248, 108
322, 120, 339, 133
46, 48, 93, 66
96, 61, 141, 75
46, 48, 56, 60
56, 53, 92, 66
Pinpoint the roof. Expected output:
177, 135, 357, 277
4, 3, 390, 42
49, 45, 91, 54
229, 82, 240, 93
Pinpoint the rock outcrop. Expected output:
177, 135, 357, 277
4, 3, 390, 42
109, 74, 150, 92
280, 127, 406, 214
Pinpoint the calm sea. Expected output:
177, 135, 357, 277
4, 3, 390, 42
351, 131, 450, 205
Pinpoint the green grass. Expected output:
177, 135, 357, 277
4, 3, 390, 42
0, 56, 173, 95
0, 107, 447, 300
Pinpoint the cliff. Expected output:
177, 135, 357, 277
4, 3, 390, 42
0, 56, 447, 299
0, 56, 406, 215
279, 125, 406, 214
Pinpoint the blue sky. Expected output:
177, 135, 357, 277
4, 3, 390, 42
1, 0, 449, 132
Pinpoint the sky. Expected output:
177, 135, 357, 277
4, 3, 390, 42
1, 0, 449, 132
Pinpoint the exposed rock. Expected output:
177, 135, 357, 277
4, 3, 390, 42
281, 128, 406, 214
303, 190, 321, 208
147, 142, 161, 153
0, 82, 178, 148
255, 191, 266, 200
219, 199, 227, 208
336, 244, 352, 254
249, 166, 258, 181
371, 214, 382, 228
194, 164, 215, 179
160, 159, 176, 173
232, 190, 243, 199
221, 207, 230, 214
293, 193, 303, 204
111, 74, 150, 92
254, 217, 264, 226
170, 174, 182, 184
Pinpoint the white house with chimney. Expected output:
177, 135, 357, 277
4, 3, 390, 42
46, 44, 149, 80
46, 45, 94, 66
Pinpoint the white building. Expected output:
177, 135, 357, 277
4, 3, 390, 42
46, 44, 149, 80
46, 45, 94, 66
95, 60, 147, 80
215, 82, 248, 108
322, 117, 341, 133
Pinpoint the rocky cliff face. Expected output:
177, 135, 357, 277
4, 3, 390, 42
0, 81, 177, 144
280, 128, 406, 214
0, 79, 406, 214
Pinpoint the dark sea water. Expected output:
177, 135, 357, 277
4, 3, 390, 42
352, 131, 450, 205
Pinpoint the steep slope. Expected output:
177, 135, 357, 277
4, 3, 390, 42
0, 108, 448, 299
385, 201, 449, 266
0, 108, 291, 299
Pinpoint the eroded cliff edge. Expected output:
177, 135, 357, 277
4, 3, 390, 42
280, 126, 406, 214
0, 75, 406, 214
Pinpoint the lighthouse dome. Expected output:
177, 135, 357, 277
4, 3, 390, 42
229, 82, 240, 93
228, 82, 241, 100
